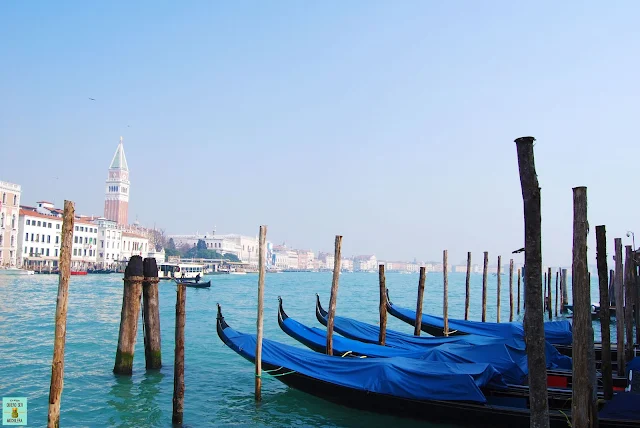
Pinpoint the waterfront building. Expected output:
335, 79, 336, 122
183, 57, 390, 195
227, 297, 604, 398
18, 205, 61, 269
72, 219, 98, 268
341, 258, 354, 272
121, 231, 149, 261
0, 180, 21, 267
168, 231, 261, 265
94, 217, 123, 269
353, 255, 377, 272
104, 137, 130, 226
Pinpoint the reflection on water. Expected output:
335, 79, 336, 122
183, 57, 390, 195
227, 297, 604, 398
107, 371, 165, 427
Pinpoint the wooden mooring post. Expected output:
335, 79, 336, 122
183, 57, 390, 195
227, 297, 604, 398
255, 225, 267, 401
571, 186, 598, 428
509, 259, 514, 322
142, 258, 161, 369
624, 245, 634, 362
114, 255, 144, 375
595, 225, 613, 400
554, 270, 559, 318
496, 255, 501, 323
326, 235, 343, 356
443, 250, 449, 336
515, 135, 549, 428
543, 271, 547, 310
614, 237, 625, 375
378, 264, 387, 346
465, 252, 471, 321
562, 268, 569, 311
547, 267, 552, 321
47, 200, 74, 428
517, 268, 521, 315
482, 251, 488, 322
414, 266, 426, 335
172, 277, 186, 424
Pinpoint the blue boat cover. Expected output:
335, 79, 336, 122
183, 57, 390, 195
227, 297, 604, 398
316, 303, 572, 372
220, 322, 508, 403
387, 299, 573, 346
281, 314, 528, 385
598, 392, 640, 420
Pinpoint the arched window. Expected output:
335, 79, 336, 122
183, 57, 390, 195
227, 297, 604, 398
11, 215, 15, 229
0, 213, 4, 228
13, 195, 17, 205
10, 236, 14, 247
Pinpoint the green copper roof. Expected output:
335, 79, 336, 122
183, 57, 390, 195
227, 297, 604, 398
109, 137, 129, 171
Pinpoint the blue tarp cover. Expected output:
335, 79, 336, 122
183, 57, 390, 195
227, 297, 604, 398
281, 313, 528, 385
598, 392, 640, 420
387, 298, 573, 346
316, 302, 572, 372
220, 322, 508, 403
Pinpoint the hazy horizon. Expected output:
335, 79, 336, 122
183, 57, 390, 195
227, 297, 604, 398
2, 1, 638, 266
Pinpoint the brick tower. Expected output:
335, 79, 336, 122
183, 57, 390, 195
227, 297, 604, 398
103, 136, 130, 225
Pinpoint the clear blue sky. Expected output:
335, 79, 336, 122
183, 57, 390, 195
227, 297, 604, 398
2, 1, 638, 266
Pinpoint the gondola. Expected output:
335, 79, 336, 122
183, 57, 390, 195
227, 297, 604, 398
384, 289, 572, 345
315, 294, 629, 390
173, 279, 211, 288
217, 304, 640, 427
384, 289, 634, 361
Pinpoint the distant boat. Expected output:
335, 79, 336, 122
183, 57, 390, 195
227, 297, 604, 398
0, 267, 35, 276
70, 271, 88, 276
173, 279, 211, 288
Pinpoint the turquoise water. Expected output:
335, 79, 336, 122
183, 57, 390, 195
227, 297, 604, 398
0, 271, 600, 427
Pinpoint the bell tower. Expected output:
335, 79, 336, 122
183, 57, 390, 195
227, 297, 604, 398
103, 136, 130, 225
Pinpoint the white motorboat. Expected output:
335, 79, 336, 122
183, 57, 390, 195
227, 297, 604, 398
0, 267, 35, 275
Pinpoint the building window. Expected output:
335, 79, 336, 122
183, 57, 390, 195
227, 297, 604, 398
25, 232, 28, 241
73, 249, 77, 256
11, 215, 15, 229
46, 248, 50, 256
37, 221, 41, 227
24, 247, 27, 254
74, 236, 78, 244
55, 249, 58, 257
75, 226, 78, 231
30, 233, 34, 241
84, 237, 88, 244
13, 195, 17, 205
1, 193, 5, 203
48, 223, 52, 228
55, 236, 59, 244
56, 224, 60, 230
0, 214, 3, 228
47, 235, 51, 243
36, 234, 39, 242
26, 219, 30, 225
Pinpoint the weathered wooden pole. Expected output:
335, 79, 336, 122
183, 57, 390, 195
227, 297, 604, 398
595, 225, 613, 400
547, 267, 552, 320
142, 257, 161, 369
614, 237, 625, 375
509, 259, 514, 322
562, 268, 569, 309
326, 235, 343, 356
635, 255, 640, 346
571, 186, 598, 428
465, 252, 471, 320
543, 271, 547, 310
496, 255, 502, 323
515, 136, 549, 428
624, 245, 634, 362
414, 266, 426, 336
47, 200, 74, 428
443, 250, 449, 336
609, 269, 615, 308
517, 268, 521, 315
482, 251, 488, 322
378, 264, 387, 346
255, 225, 267, 401
556, 271, 560, 318
114, 255, 144, 375
172, 278, 186, 424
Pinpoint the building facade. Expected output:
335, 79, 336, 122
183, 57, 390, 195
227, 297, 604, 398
104, 137, 130, 226
121, 232, 149, 260
0, 181, 21, 267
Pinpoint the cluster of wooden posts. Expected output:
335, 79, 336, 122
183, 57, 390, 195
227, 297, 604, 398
45, 199, 187, 427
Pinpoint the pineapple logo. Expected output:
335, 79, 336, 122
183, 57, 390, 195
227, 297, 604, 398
10, 408, 18, 419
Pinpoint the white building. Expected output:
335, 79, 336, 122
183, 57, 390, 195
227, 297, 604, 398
168, 231, 260, 265
353, 255, 377, 272
121, 231, 149, 260
0, 181, 21, 267
72, 219, 98, 268
18, 207, 62, 269
94, 218, 123, 269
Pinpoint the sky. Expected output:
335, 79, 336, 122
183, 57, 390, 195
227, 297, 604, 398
1, 1, 639, 266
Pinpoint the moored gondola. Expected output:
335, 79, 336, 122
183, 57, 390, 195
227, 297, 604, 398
218, 303, 640, 427
173, 279, 211, 288
315, 294, 629, 390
